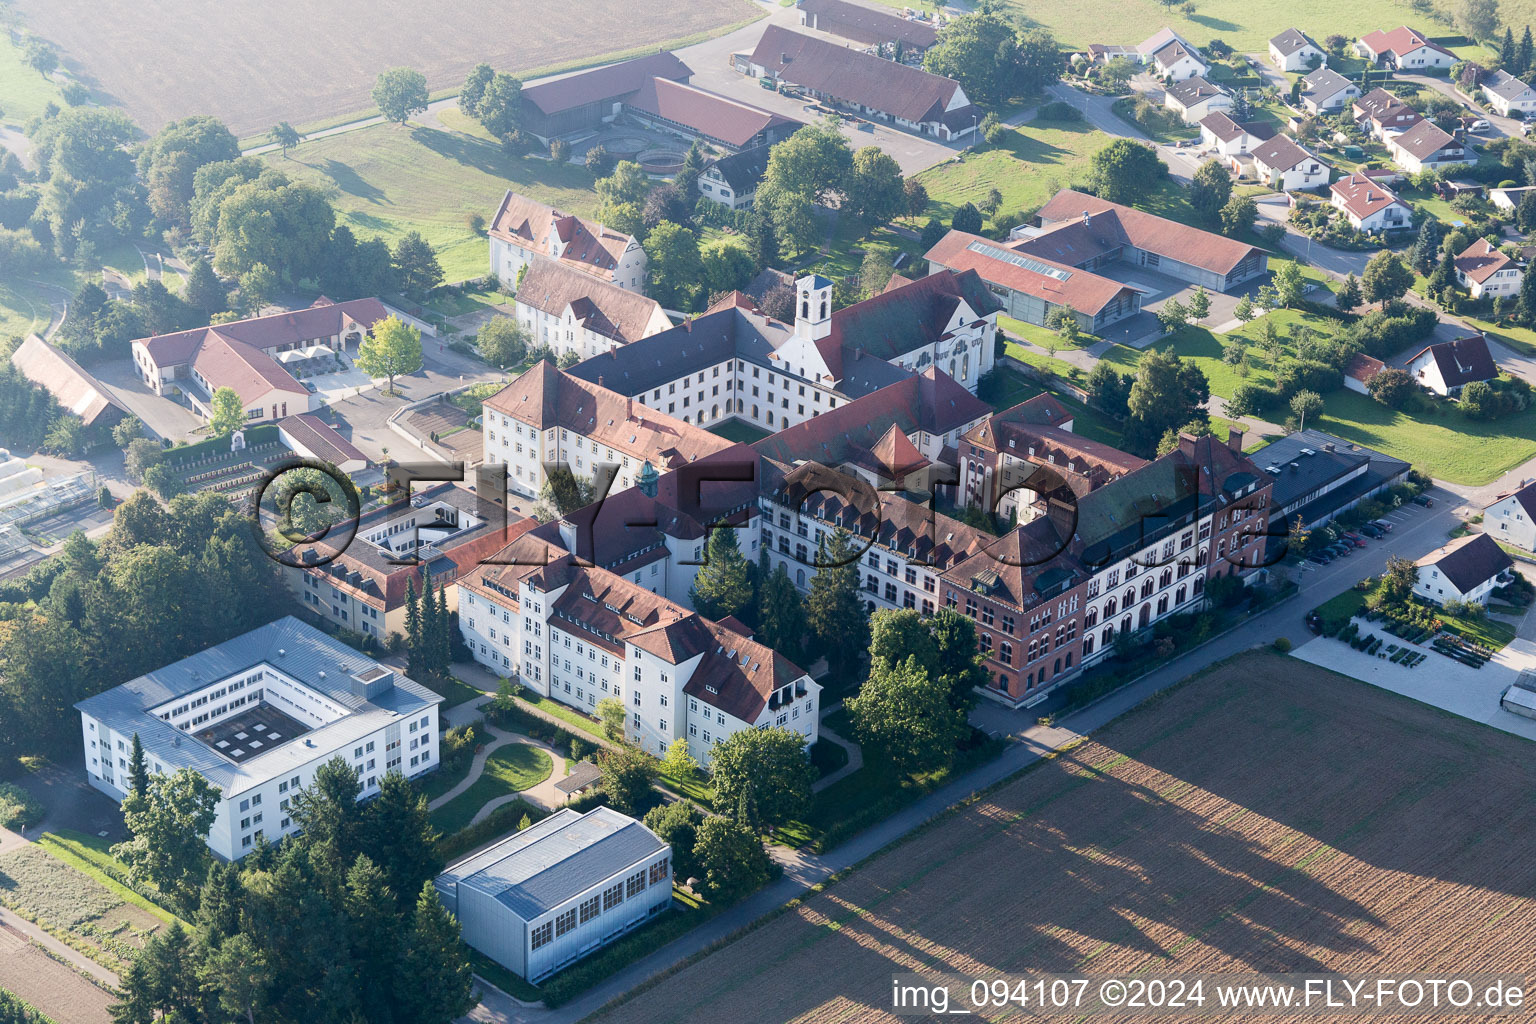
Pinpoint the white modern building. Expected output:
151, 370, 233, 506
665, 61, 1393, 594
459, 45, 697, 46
435, 807, 672, 983
74, 617, 442, 861
1413, 533, 1513, 606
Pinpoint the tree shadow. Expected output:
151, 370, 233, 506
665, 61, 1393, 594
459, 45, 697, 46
1190, 14, 1241, 31
314, 158, 387, 204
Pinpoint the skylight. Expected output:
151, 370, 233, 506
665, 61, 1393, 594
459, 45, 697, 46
967, 240, 1073, 281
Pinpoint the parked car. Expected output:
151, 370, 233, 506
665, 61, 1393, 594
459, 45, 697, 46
1309, 551, 1333, 564
1468, 119, 1491, 131
1343, 532, 1366, 546
1413, 493, 1435, 507
1373, 519, 1394, 533
1360, 523, 1384, 538
1330, 543, 1354, 557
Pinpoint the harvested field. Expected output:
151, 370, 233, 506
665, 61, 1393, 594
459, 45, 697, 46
9, 0, 760, 135
591, 651, 1536, 1024
0, 845, 163, 972
0, 930, 113, 1024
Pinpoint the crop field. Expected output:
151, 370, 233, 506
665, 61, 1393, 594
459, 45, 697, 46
0, 931, 113, 1024
591, 651, 1536, 1024
0, 844, 164, 972
7, 0, 760, 135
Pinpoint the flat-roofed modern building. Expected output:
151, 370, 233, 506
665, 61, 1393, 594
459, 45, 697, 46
75, 617, 442, 861
435, 807, 671, 982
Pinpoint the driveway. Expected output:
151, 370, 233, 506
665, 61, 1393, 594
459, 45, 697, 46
327, 347, 507, 466
1253, 194, 1375, 279
1396, 72, 1523, 140
89, 357, 205, 442
1046, 81, 1202, 184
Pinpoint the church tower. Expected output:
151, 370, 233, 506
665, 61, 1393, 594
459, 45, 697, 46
794, 274, 833, 341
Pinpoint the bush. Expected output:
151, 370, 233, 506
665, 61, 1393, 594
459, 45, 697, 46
1272, 636, 1292, 653
1039, 100, 1083, 121
435, 798, 548, 862
0, 782, 43, 830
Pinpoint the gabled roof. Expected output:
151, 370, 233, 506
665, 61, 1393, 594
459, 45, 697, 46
1251, 134, 1315, 172
1454, 238, 1514, 285
136, 298, 389, 367
1407, 334, 1499, 388
515, 259, 666, 345
1330, 173, 1409, 220
1354, 87, 1407, 118
1166, 76, 1227, 108
1482, 68, 1536, 101
1198, 112, 1274, 143
815, 269, 1001, 380
798, 0, 939, 47
1302, 66, 1355, 101
1030, 190, 1263, 276
489, 192, 638, 282
625, 77, 801, 149
1486, 479, 1536, 519
278, 413, 366, 467
924, 229, 1140, 316
1344, 351, 1386, 383
1416, 532, 1511, 594
521, 52, 692, 117
750, 24, 971, 125
1151, 38, 1204, 70
704, 145, 773, 193
194, 334, 308, 402
10, 334, 127, 428
1270, 28, 1317, 55
1359, 25, 1454, 61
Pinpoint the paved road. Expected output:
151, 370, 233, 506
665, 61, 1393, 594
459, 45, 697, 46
1047, 81, 1201, 184
1397, 72, 1523, 141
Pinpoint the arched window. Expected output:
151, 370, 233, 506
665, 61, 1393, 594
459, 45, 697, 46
800, 297, 808, 319
1053, 657, 1061, 674
1177, 559, 1190, 579
1123, 589, 1135, 607
1000, 642, 1012, 665
1101, 625, 1113, 645
1140, 579, 1154, 599
1084, 607, 1098, 628
795, 568, 805, 587
1160, 568, 1172, 588
819, 299, 828, 320
1082, 635, 1095, 656
1176, 584, 1186, 604
1104, 597, 1117, 616
1157, 595, 1169, 614
1121, 614, 1131, 634
1139, 605, 1151, 628
1194, 576, 1205, 594
979, 633, 992, 653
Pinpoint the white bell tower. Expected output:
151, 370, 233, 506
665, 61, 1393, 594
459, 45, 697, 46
794, 274, 833, 341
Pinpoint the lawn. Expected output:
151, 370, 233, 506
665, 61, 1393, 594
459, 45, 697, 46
264, 119, 603, 283
656, 766, 716, 808
1440, 604, 1518, 651
428, 742, 553, 834
427, 672, 487, 709
0, 38, 66, 129
588, 650, 1536, 1024
34, 830, 186, 928
1000, 313, 1087, 350
514, 692, 609, 744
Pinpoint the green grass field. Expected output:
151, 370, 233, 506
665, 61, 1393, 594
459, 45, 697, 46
264, 117, 602, 283
429, 742, 553, 834
916, 117, 1108, 229
0, 38, 65, 129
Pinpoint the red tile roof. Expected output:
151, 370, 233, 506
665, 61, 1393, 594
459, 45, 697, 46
1030, 190, 1263, 276
1330, 173, 1409, 221
10, 334, 127, 428
924, 229, 1140, 316
522, 52, 692, 117
137, 297, 388, 367
278, 413, 366, 467
193, 334, 308, 402
489, 192, 638, 283
625, 77, 800, 149
1344, 352, 1386, 383
798, 0, 939, 48
1359, 25, 1454, 62
1454, 238, 1513, 285
515, 260, 666, 344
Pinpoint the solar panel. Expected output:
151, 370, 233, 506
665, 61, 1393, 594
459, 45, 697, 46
966, 240, 1072, 282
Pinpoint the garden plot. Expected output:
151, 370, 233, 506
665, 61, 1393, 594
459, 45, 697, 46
0, 845, 163, 972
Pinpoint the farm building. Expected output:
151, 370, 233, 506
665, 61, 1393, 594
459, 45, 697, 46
797, 0, 938, 54
1247, 429, 1409, 531
518, 52, 693, 142
10, 333, 128, 431
623, 77, 801, 152
434, 807, 672, 982
1413, 533, 1513, 606
1500, 671, 1536, 720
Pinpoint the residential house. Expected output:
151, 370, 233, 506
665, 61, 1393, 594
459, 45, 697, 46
75, 617, 442, 861
1138, 28, 1208, 81
9, 334, 127, 431
1198, 112, 1275, 156
1084, 43, 1143, 66
512, 260, 671, 363
1480, 69, 1536, 118
1249, 135, 1329, 191
697, 146, 771, 210
518, 53, 692, 142
1164, 76, 1231, 123
1269, 28, 1324, 71
1342, 352, 1387, 395
1491, 185, 1536, 212
1300, 66, 1361, 113
746, 25, 977, 139
1352, 87, 1424, 139
1025, 189, 1269, 291
1329, 173, 1413, 232
1454, 238, 1524, 299
623, 77, 802, 153
1405, 334, 1499, 396
1385, 119, 1466, 174
1484, 480, 1536, 551
797, 0, 939, 55
1355, 26, 1456, 69
435, 808, 672, 983
1413, 533, 1512, 606
488, 192, 647, 293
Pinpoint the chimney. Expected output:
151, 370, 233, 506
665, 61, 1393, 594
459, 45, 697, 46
1081, 210, 1091, 226
1226, 426, 1243, 451
598, 375, 604, 387
627, 395, 634, 419
684, 317, 692, 332
1178, 431, 1200, 459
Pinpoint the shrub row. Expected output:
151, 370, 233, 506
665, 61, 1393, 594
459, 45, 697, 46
435, 798, 549, 863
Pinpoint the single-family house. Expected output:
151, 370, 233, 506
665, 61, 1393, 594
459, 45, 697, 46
1454, 238, 1524, 299
1385, 119, 1467, 174
1250, 135, 1329, 191
1342, 352, 1386, 395
1480, 69, 1536, 118
1084, 43, 1143, 65
1485, 481, 1536, 551
1405, 334, 1499, 396
1164, 77, 1231, 123
697, 146, 771, 210
1492, 185, 1536, 212
1329, 173, 1413, 232
1352, 87, 1424, 139
1355, 26, 1456, 69
1138, 29, 1208, 81
1269, 29, 1324, 72
1413, 532, 1512, 606
1198, 112, 1275, 155
1301, 67, 1361, 113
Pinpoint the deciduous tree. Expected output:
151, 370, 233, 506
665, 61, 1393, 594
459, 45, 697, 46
710, 727, 815, 832
357, 314, 424, 392
1089, 138, 1166, 205
113, 768, 219, 902
598, 744, 659, 814
373, 67, 429, 124
1361, 251, 1412, 303
208, 386, 245, 437
692, 816, 771, 900
846, 655, 967, 776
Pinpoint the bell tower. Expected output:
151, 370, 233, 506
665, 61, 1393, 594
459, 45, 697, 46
794, 274, 833, 341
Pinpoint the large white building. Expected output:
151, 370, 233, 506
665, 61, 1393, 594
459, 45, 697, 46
488, 191, 647, 294
435, 807, 672, 983
458, 534, 819, 765
512, 259, 672, 363
74, 617, 442, 861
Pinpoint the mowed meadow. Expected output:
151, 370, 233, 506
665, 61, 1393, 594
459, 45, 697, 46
591, 651, 1536, 1024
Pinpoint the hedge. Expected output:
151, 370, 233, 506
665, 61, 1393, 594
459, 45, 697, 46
436, 798, 550, 863
162, 424, 281, 466
0, 782, 43, 830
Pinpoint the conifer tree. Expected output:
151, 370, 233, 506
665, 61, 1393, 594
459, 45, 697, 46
128, 732, 149, 800
395, 882, 476, 1024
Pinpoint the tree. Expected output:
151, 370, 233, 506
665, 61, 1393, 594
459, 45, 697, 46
1085, 361, 1132, 418
1273, 260, 1306, 308
199, 932, 272, 1024
1426, 247, 1457, 297
1232, 295, 1256, 323
269, 122, 300, 157
596, 160, 649, 217
660, 738, 699, 783
288, 756, 364, 885
1289, 389, 1324, 430
691, 524, 754, 619
113, 768, 219, 902
903, 178, 929, 222
846, 655, 968, 776
756, 119, 853, 256
1125, 349, 1210, 456
643, 800, 706, 879
112, 415, 144, 449
642, 184, 692, 231
1156, 297, 1189, 333
1459, 378, 1495, 418
235, 260, 276, 314
710, 727, 815, 832
1411, 218, 1445, 274
644, 220, 703, 309
362, 771, 440, 902
550, 137, 572, 163
746, 213, 779, 270
924, 14, 1060, 105
1361, 251, 1412, 303
460, 63, 493, 117
585, 143, 615, 176
804, 528, 870, 680
598, 744, 659, 814
23, 38, 57, 78
1189, 160, 1232, 224
701, 238, 756, 296
357, 315, 424, 392
692, 816, 771, 900
373, 67, 429, 124
926, 608, 988, 713
396, 882, 477, 1024
1454, 0, 1500, 42
476, 72, 523, 139
128, 733, 149, 801
1186, 286, 1211, 322
595, 697, 627, 742
846, 146, 904, 225
44, 415, 84, 457
951, 202, 983, 234
476, 315, 528, 367
755, 563, 807, 662
1219, 194, 1257, 237
183, 257, 227, 316
208, 386, 245, 437
676, 140, 707, 197
393, 231, 443, 298
1089, 138, 1166, 205
1381, 553, 1419, 604
1521, 26, 1534, 74
1367, 366, 1416, 407
1335, 273, 1363, 311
